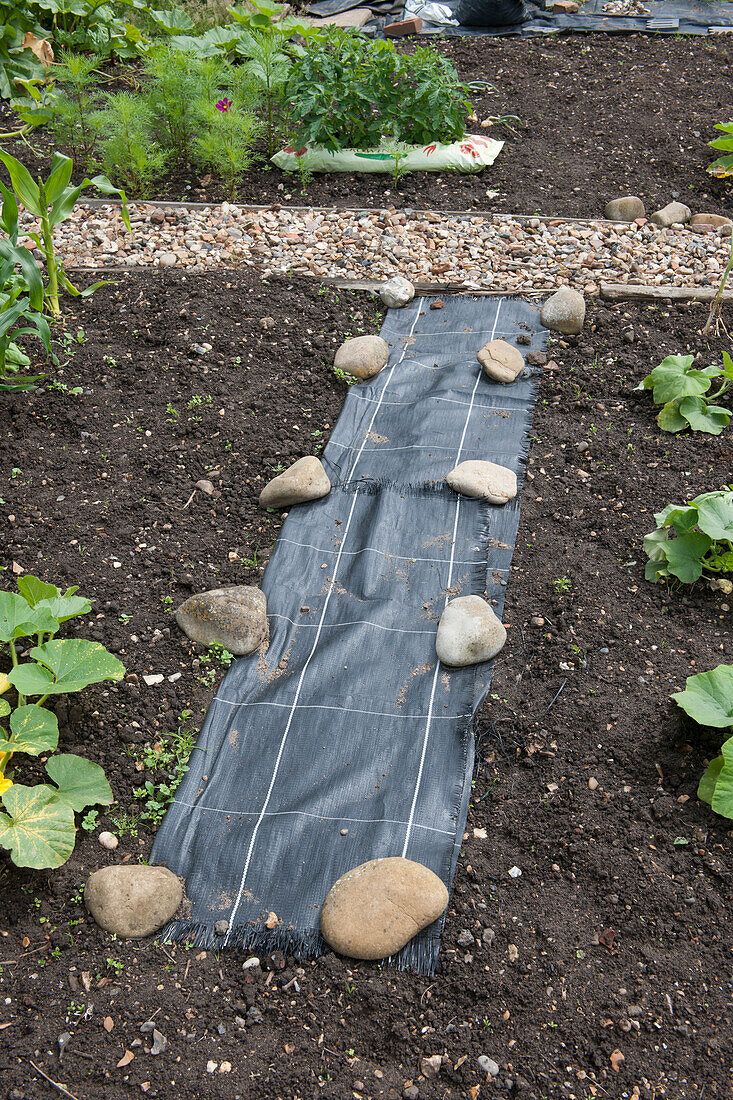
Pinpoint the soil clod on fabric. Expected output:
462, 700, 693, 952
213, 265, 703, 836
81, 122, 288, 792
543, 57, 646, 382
1, 271, 730, 1097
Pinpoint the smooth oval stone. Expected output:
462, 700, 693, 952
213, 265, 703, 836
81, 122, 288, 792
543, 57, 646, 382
690, 212, 733, 236
334, 335, 389, 381
446, 460, 517, 505
436, 595, 507, 667
477, 339, 525, 384
650, 201, 691, 227
321, 857, 448, 960
604, 196, 645, 222
84, 865, 183, 939
259, 456, 330, 509
175, 586, 267, 656
379, 275, 415, 309
540, 288, 586, 335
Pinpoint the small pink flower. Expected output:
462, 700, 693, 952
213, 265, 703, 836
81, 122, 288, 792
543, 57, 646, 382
216, 98, 232, 113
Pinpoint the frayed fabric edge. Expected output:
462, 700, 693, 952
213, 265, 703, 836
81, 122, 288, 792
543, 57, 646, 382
160, 919, 443, 976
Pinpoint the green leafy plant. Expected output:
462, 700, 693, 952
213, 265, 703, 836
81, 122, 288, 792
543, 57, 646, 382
644, 487, 733, 584
47, 51, 101, 171
672, 665, 733, 819
286, 29, 472, 153
707, 120, 733, 179
703, 230, 733, 338
635, 352, 733, 435
194, 79, 261, 198
0, 191, 54, 390
233, 24, 293, 157
0, 149, 130, 318
94, 90, 168, 196
26, 0, 147, 61
133, 709, 196, 826
0, 575, 125, 869
0, 1, 50, 102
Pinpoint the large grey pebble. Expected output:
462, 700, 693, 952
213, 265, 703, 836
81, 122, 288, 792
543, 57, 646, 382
541, 288, 586, 335
334, 335, 389, 381
477, 339, 525, 384
176, 586, 267, 656
690, 212, 733, 236
379, 275, 415, 309
259, 456, 330, 509
84, 865, 183, 938
320, 857, 448, 960
650, 201, 691, 227
446, 460, 517, 505
436, 595, 507, 667
604, 196, 645, 222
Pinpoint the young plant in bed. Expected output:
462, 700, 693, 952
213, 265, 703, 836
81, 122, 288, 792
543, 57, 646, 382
0, 576, 125, 869
672, 665, 733, 820
0, 150, 130, 318
643, 487, 733, 585
635, 351, 732, 435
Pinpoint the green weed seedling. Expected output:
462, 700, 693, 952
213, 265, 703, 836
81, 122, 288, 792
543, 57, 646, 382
0, 575, 124, 869
133, 710, 197, 827
672, 665, 733, 820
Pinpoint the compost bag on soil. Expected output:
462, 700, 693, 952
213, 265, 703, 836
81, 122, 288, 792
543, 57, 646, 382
272, 134, 503, 174
152, 295, 544, 973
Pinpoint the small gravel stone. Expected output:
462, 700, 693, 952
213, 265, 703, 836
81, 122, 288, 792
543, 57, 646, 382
195, 479, 215, 495
158, 252, 177, 267
214, 920, 229, 936
457, 929, 474, 947
588, 777, 599, 790
482, 927, 496, 945
98, 831, 118, 850
530, 615, 545, 627
526, 350, 548, 367
477, 1056, 500, 1077
508, 865, 522, 878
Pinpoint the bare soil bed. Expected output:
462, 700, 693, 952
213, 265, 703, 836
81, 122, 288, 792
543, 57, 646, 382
0, 270, 730, 1099
1, 35, 731, 217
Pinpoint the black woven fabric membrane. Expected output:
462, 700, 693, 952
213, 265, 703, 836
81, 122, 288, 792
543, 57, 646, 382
152, 295, 544, 974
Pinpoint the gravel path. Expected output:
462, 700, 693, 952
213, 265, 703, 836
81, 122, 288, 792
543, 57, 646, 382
24, 201, 732, 294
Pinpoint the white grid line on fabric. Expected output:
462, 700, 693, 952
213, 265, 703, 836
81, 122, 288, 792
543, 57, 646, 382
174, 801, 455, 837
350, 391, 521, 414
211, 697, 471, 721
275, 536, 489, 568
223, 299, 426, 942
402, 297, 504, 858
268, 613, 436, 636
406, 327, 532, 339
327, 440, 519, 458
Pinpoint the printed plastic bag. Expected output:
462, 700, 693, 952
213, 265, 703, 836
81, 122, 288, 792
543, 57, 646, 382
272, 134, 504, 174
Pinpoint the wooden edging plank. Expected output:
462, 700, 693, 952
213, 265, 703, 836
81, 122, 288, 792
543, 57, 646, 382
600, 281, 733, 303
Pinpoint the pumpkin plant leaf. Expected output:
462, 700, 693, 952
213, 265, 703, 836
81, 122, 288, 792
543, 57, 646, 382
0, 593, 59, 643
0, 704, 59, 756
0, 784, 76, 869
672, 665, 733, 729
698, 755, 723, 805
8, 639, 125, 696
45, 753, 113, 812
710, 738, 733, 819
678, 396, 730, 435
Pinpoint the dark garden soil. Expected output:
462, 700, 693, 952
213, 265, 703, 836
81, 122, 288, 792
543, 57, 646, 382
1, 35, 732, 217
0, 269, 731, 1099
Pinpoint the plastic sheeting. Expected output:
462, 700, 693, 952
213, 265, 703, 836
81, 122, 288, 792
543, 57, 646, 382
152, 294, 544, 974
420, 0, 733, 34
272, 134, 503, 174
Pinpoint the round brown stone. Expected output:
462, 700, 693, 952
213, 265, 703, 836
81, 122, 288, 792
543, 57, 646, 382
477, 340, 525, 384
84, 865, 183, 939
175, 586, 267, 656
320, 857, 448, 960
